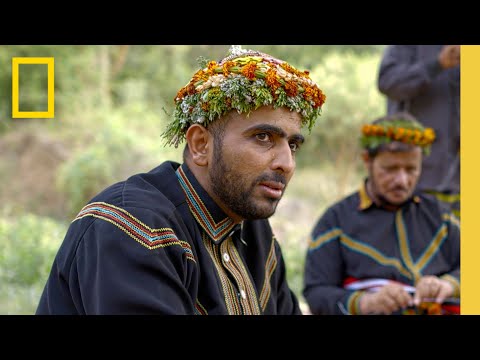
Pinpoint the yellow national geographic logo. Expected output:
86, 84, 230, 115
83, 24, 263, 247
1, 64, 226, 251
12, 57, 55, 118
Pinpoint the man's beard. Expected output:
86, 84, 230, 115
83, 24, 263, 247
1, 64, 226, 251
369, 175, 409, 208
209, 146, 286, 220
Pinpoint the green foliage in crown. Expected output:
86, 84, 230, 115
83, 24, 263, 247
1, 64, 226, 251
162, 46, 326, 147
360, 118, 436, 155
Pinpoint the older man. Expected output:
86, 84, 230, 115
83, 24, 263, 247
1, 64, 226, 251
303, 112, 459, 315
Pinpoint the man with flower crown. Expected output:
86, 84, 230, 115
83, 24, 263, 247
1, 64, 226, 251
36, 46, 326, 315
303, 112, 460, 315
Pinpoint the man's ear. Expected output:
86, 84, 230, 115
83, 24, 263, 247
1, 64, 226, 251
185, 124, 210, 166
361, 150, 371, 166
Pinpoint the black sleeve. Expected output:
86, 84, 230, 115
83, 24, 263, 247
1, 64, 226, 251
377, 45, 442, 102
38, 206, 198, 315
303, 207, 358, 315
439, 212, 460, 297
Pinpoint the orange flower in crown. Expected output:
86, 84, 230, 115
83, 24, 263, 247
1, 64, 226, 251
360, 113, 436, 155
162, 45, 327, 147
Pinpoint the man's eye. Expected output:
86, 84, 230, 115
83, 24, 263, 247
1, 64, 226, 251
290, 143, 299, 152
256, 133, 270, 141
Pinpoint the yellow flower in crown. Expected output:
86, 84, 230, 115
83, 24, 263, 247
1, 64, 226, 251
360, 115, 436, 155
162, 46, 327, 147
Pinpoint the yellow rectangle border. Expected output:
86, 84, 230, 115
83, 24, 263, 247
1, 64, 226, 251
12, 57, 54, 118
460, 45, 479, 315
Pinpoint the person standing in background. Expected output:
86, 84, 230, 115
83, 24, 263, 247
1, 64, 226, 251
377, 45, 460, 217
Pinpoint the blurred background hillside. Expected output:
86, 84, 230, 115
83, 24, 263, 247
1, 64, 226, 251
0, 45, 386, 314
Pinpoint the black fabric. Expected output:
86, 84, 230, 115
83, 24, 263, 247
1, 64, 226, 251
36, 161, 300, 315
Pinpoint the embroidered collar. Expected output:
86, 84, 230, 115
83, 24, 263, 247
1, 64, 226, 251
358, 179, 421, 211
176, 164, 239, 244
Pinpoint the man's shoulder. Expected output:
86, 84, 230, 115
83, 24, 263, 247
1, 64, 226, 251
92, 161, 182, 210
124, 161, 183, 209
314, 191, 360, 225
417, 192, 449, 210
327, 191, 360, 212
71, 161, 185, 231
416, 192, 457, 218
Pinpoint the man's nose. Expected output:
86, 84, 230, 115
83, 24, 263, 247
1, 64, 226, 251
271, 142, 295, 174
394, 169, 409, 186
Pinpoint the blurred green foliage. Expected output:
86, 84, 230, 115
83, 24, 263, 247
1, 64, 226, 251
297, 50, 385, 169
56, 104, 183, 219
0, 212, 66, 314
18, 64, 48, 111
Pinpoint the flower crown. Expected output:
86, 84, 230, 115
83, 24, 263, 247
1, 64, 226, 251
360, 118, 436, 155
162, 46, 326, 147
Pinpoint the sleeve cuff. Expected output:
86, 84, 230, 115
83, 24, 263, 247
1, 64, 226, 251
440, 274, 460, 298
345, 291, 365, 315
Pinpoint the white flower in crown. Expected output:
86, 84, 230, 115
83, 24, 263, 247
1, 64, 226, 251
229, 45, 245, 57
210, 74, 225, 87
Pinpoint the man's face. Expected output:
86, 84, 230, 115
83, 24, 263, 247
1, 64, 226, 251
209, 106, 304, 220
367, 148, 422, 206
